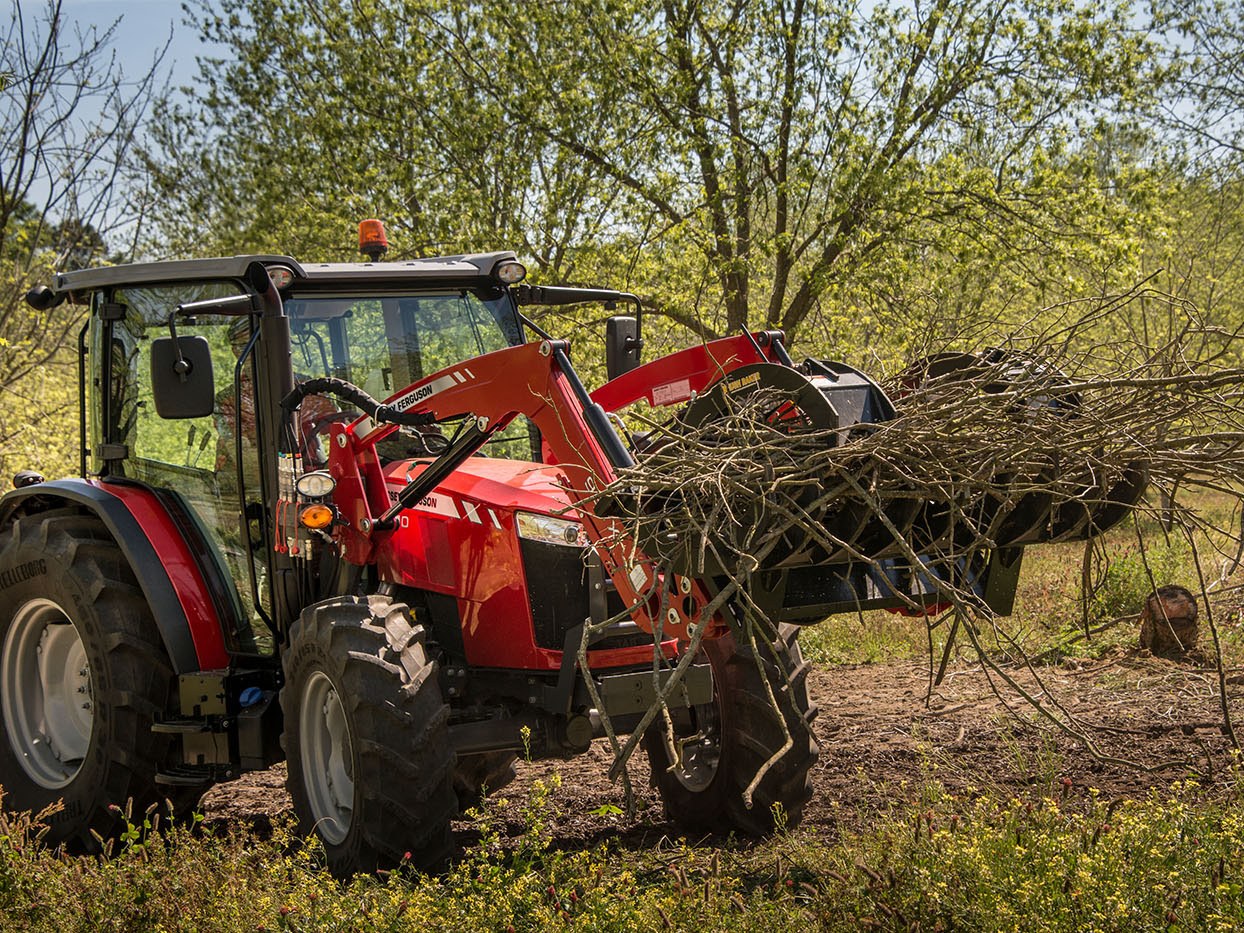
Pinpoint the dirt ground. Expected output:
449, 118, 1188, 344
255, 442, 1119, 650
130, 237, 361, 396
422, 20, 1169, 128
202, 645, 1243, 851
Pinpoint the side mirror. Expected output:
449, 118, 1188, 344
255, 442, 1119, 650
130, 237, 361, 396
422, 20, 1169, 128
151, 336, 215, 418
605, 316, 641, 381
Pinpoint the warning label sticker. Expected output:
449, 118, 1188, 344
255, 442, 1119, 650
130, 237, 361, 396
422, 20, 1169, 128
628, 564, 649, 594
652, 378, 692, 406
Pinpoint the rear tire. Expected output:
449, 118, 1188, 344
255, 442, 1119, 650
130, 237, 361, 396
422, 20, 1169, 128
644, 624, 818, 835
281, 596, 455, 875
0, 511, 184, 847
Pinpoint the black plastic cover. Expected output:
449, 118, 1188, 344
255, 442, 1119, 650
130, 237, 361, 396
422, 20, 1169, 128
606, 316, 641, 380
151, 335, 215, 418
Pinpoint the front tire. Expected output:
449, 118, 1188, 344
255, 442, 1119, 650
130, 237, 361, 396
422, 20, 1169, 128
644, 624, 818, 835
281, 596, 455, 875
0, 511, 182, 847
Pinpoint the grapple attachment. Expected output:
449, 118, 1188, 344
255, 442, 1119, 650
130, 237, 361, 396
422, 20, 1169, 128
613, 349, 1148, 621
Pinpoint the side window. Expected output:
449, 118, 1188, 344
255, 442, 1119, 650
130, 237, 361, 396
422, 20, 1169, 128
139, 324, 241, 473
110, 282, 273, 656
111, 283, 241, 472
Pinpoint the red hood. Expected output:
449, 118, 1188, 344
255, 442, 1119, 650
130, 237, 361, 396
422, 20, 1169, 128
383, 457, 578, 517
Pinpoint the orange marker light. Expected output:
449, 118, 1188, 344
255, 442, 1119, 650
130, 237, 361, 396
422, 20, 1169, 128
299, 504, 335, 530
358, 219, 389, 260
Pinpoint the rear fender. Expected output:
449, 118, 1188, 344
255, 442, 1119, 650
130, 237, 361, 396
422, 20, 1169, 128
0, 478, 230, 672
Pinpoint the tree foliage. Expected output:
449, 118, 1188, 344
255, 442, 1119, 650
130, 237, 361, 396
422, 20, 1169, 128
0, 0, 166, 480
1160, 0, 1244, 159
148, 0, 1167, 353
145, 0, 615, 272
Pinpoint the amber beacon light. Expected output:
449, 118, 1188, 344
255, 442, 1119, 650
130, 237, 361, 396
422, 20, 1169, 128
358, 219, 389, 261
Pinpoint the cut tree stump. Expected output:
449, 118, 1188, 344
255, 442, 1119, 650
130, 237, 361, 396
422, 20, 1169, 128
1139, 585, 1199, 658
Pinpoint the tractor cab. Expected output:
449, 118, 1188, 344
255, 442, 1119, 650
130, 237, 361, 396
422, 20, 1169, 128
43, 251, 541, 658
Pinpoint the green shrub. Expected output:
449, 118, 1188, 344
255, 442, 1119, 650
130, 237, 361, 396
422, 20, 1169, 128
2, 773, 1242, 931
1087, 540, 1187, 624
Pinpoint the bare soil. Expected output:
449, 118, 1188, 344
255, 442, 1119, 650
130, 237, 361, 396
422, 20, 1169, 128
202, 647, 1242, 850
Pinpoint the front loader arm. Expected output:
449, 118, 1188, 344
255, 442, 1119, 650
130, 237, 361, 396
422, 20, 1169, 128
326, 338, 718, 642
591, 331, 790, 413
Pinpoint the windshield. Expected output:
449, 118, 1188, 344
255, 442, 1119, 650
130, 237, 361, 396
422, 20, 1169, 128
285, 290, 520, 396
284, 289, 537, 459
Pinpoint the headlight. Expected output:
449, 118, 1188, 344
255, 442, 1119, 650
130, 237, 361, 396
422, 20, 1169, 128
295, 470, 336, 499
516, 511, 587, 547
495, 259, 527, 284
266, 265, 295, 289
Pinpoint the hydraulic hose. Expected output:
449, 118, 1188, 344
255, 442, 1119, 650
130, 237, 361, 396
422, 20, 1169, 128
280, 377, 437, 427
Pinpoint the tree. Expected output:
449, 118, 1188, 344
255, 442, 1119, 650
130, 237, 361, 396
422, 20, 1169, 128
1159, 0, 1244, 159
469, 0, 1171, 340
144, 0, 619, 276
151, 0, 1164, 351
0, 1, 166, 479
1133, 2, 1244, 365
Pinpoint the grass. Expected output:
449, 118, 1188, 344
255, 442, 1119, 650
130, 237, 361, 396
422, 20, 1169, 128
2, 774, 1243, 931
797, 609, 938, 665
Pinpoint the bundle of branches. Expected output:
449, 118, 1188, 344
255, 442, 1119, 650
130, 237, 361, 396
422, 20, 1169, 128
586, 291, 1244, 800
620, 350, 1244, 591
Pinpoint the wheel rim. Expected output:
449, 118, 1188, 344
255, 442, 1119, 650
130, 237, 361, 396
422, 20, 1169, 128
299, 670, 354, 845
668, 695, 722, 792
1, 599, 94, 789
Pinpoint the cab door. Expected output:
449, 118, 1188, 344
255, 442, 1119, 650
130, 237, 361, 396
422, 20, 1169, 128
95, 281, 275, 656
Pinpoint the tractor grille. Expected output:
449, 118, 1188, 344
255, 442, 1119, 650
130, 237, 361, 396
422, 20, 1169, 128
520, 540, 647, 651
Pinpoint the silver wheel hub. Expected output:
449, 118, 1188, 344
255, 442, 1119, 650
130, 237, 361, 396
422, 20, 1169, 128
299, 670, 354, 845
2, 599, 94, 789
671, 701, 722, 792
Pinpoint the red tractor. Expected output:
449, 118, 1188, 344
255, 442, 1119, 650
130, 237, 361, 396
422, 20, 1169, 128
1, 226, 1138, 873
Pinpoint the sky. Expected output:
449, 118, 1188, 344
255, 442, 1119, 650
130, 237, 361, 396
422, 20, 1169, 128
60, 0, 209, 95
18, 1, 226, 241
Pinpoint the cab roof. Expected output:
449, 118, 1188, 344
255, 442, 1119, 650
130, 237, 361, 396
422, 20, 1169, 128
50, 251, 519, 296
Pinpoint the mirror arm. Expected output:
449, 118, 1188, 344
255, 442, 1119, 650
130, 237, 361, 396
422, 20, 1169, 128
627, 294, 643, 359
515, 284, 645, 362
175, 293, 258, 318
166, 313, 192, 382
165, 293, 259, 383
